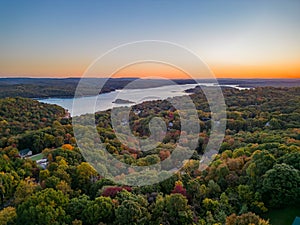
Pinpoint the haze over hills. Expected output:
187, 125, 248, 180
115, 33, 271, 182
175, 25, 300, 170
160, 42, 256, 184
0, 77, 299, 99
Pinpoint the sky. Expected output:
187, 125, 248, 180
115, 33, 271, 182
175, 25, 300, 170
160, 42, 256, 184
0, 0, 300, 79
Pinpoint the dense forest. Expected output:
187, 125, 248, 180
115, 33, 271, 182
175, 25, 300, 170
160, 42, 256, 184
0, 86, 299, 225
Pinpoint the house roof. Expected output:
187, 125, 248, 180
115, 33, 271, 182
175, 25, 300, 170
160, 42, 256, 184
292, 217, 300, 225
19, 148, 31, 155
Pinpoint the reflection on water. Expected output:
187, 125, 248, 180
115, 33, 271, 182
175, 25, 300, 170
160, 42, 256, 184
38, 83, 248, 116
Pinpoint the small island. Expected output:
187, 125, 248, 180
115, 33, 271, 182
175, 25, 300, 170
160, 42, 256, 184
184, 85, 203, 93
112, 98, 135, 104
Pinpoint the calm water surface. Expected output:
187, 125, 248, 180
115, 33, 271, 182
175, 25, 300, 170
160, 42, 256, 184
39, 83, 247, 116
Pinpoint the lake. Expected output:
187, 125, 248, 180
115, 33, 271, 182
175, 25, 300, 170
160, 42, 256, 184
38, 83, 248, 116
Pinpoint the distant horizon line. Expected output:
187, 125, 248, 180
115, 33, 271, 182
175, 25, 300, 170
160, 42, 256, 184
1, 76, 300, 80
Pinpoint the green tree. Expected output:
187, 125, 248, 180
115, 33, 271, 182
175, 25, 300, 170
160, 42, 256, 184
0, 172, 17, 206
44, 176, 61, 189
246, 150, 275, 181
115, 199, 150, 225
152, 194, 193, 225
262, 163, 300, 207
16, 188, 70, 225
226, 212, 270, 225
39, 169, 50, 182
278, 152, 300, 170
74, 162, 97, 193
14, 177, 38, 205
0, 207, 17, 225
82, 196, 114, 225
67, 195, 91, 222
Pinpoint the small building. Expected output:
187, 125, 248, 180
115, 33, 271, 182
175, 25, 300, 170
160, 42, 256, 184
19, 148, 32, 158
64, 110, 71, 119
39, 162, 48, 170
133, 109, 141, 115
36, 158, 48, 169
36, 158, 48, 164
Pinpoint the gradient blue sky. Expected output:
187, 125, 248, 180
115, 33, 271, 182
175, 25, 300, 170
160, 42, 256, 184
0, 0, 300, 78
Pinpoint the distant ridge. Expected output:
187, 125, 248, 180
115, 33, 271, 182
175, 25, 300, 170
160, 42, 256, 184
0, 77, 299, 99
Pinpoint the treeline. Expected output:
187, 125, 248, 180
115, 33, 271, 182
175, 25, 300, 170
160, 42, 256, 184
0, 78, 196, 98
0, 97, 65, 137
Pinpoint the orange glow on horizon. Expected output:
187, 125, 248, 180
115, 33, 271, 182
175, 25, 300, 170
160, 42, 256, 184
1, 61, 299, 79
210, 62, 300, 79
111, 62, 193, 79
111, 62, 300, 79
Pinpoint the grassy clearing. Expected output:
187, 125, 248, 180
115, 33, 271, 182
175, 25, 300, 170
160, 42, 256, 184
29, 153, 44, 161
